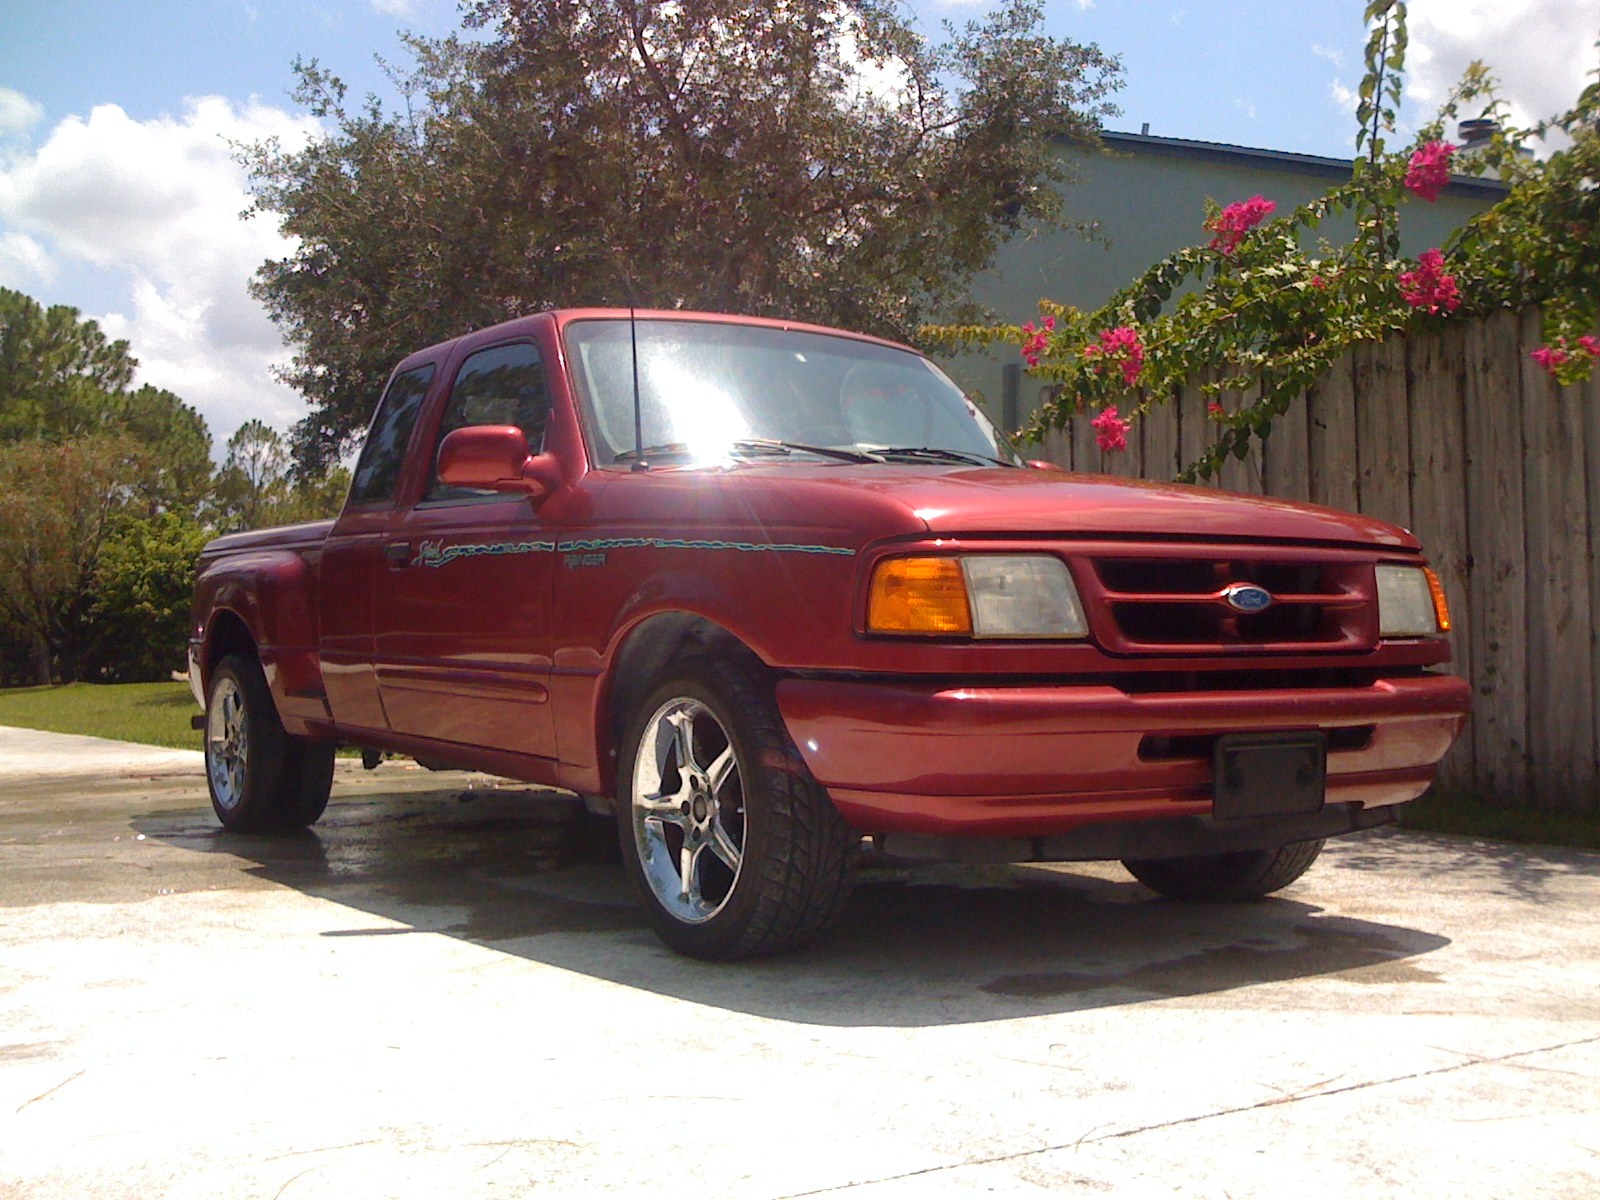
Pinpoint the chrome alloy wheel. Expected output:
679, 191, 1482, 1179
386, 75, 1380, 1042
206, 675, 248, 812
629, 696, 746, 924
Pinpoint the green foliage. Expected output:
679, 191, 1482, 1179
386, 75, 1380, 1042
927, 7, 1600, 480
207, 420, 350, 531
0, 434, 149, 685
86, 513, 211, 683
245, 0, 1122, 470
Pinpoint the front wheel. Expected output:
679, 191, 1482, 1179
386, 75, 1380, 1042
205, 654, 334, 832
1122, 839, 1325, 902
617, 657, 856, 960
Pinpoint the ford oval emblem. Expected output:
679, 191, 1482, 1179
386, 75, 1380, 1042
1222, 583, 1273, 613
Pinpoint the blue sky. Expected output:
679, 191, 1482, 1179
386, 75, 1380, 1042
2, 0, 1596, 449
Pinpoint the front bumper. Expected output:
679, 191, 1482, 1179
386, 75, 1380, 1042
776, 673, 1471, 838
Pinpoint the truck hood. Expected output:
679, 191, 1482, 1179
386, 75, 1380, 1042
623, 463, 1419, 551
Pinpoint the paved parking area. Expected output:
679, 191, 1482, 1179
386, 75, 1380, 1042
2, 724, 1599, 1198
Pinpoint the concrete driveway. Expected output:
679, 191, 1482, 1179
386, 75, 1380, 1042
2, 724, 1598, 1199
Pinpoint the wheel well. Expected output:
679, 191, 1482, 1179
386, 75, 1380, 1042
599, 614, 761, 792
203, 611, 258, 690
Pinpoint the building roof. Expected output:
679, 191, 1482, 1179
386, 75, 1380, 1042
1097, 129, 1510, 200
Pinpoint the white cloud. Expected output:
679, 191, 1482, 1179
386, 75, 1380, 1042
0, 231, 55, 284
1311, 44, 1344, 69
0, 88, 45, 141
0, 97, 322, 450
1406, 0, 1599, 132
372, 0, 417, 16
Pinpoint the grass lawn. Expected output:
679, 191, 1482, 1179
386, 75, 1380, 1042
1400, 789, 1600, 852
0, 681, 201, 751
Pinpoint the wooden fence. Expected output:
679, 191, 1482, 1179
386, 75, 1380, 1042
1031, 307, 1600, 814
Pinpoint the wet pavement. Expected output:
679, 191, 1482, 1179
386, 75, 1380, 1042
2, 724, 1599, 1198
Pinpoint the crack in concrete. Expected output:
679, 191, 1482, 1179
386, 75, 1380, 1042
14, 1067, 84, 1114
775, 1033, 1600, 1198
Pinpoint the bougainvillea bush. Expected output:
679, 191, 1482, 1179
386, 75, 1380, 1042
926, 0, 1600, 480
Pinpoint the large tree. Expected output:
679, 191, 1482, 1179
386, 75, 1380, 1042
0, 288, 216, 684
0, 435, 147, 685
0, 287, 136, 442
247, 0, 1121, 469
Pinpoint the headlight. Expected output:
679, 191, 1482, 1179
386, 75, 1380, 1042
868, 554, 1088, 638
1376, 564, 1450, 636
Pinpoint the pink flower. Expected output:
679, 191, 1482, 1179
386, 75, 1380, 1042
1398, 249, 1462, 315
1579, 335, 1600, 357
1405, 141, 1456, 203
1091, 405, 1130, 453
1310, 275, 1327, 290
1081, 325, 1145, 387
1531, 345, 1570, 372
1019, 315, 1056, 368
1206, 195, 1277, 256
1208, 401, 1225, 418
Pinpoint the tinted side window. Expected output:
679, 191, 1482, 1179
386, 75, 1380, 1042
348, 364, 435, 505
426, 342, 550, 500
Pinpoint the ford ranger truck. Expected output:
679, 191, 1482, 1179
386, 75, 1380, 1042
190, 309, 1471, 960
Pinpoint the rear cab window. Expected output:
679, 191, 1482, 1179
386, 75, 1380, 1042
347, 364, 436, 506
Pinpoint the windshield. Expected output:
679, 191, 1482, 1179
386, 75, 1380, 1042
564, 318, 1019, 467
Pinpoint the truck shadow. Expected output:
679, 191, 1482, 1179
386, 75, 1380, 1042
134, 780, 1453, 1028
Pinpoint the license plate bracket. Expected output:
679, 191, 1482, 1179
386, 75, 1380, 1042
1212, 732, 1327, 820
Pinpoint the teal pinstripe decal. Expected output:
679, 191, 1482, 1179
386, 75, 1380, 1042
413, 539, 557, 568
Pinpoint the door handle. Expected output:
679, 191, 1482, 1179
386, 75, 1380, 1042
385, 541, 412, 568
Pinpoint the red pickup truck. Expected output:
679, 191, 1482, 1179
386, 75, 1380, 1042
191, 309, 1470, 959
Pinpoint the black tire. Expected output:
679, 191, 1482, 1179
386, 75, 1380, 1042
616, 655, 857, 961
204, 654, 334, 832
1122, 838, 1325, 902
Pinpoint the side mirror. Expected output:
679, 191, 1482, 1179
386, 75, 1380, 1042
437, 426, 562, 500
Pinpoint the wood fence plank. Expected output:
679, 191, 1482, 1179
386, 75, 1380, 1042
1218, 376, 1264, 494
1178, 371, 1215, 486
1520, 307, 1595, 809
1308, 351, 1359, 511
1036, 422, 1073, 471
1408, 324, 1475, 791
1588, 331, 1600, 814
1142, 387, 1180, 482
1354, 336, 1412, 528
1466, 310, 1530, 804
1263, 388, 1311, 502
1106, 389, 1145, 479
1072, 404, 1100, 474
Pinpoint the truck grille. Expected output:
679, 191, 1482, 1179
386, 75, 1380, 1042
1076, 550, 1377, 655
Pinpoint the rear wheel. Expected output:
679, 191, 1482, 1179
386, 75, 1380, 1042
1122, 839, 1325, 902
205, 654, 334, 832
617, 656, 856, 960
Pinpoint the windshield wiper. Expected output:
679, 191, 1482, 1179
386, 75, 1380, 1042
613, 442, 693, 463
729, 439, 883, 464
872, 446, 1015, 467
614, 439, 882, 465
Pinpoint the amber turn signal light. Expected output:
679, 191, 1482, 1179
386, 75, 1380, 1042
1425, 567, 1451, 634
867, 557, 973, 634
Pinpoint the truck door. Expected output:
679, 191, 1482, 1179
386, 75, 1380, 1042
374, 339, 559, 762
319, 362, 436, 733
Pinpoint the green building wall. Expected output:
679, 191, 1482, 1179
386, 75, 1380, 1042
939, 131, 1506, 430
